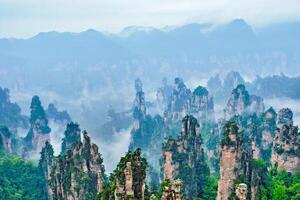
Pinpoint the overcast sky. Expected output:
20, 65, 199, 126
1, 0, 300, 38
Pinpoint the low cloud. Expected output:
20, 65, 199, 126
93, 126, 132, 174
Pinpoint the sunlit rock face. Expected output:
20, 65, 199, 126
224, 84, 264, 120
163, 115, 209, 199
271, 109, 300, 173
42, 131, 105, 200
217, 122, 245, 200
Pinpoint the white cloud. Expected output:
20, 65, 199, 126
1, 0, 300, 38
93, 126, 132, 173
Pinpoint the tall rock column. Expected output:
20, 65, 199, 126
133, 78, 146, 130
224, 84, 264, 120
113, 149, 147, 200
217, 121, 245, 200
188, 86, 214, 122
46, 131, 105, 200
61, 122, 81, 154
162, 115, 209, 198
24, 95, 51, 154
39, 141, 54, 199
271, 108, 300, 173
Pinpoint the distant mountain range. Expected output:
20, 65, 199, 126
0, 19, 300, 113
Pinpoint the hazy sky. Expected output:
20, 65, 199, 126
1, 0, 300, 38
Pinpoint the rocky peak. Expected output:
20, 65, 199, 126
163, 115, 209, 198
224, 84, 264, 120
271, 114, 300, 173
217, 121, 246, 200
188, 86, 214, 122
46, 130, 105, 200
180, 115, 200, 137
166, 78, 192, 122
61, 122, 81, 154
24, 95, 51, 154
277, 108, 293, 128
113, 148, 147, 200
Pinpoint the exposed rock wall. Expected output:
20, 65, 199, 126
217, 122, 245, 200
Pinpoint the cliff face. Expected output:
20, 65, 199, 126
162, 115, 209, 198
24, 96, 51, 155
42, 131, 105, 200
113, 149, 147, 200
224, 84, 264, 120
271, 108, 300, 173
217, 122, 245, 200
